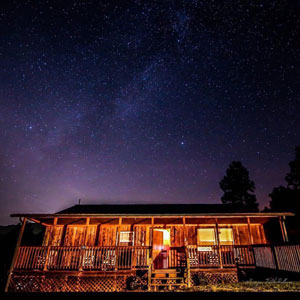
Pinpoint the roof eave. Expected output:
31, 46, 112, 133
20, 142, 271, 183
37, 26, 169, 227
10, 212, 295, 218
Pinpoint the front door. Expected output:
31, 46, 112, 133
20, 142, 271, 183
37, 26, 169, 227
152, 229, 170, 269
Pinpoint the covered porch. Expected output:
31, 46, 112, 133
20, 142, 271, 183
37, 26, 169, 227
8, 212, 294, 272
6, 211, 300, 292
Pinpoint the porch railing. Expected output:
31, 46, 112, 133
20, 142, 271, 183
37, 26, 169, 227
253, 244, 300, 273
14, 246, 151, 271
187, 245, 255, 268
13, 244, 300, 273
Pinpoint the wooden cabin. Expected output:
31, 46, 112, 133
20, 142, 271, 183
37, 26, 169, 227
5, 204, 299, 292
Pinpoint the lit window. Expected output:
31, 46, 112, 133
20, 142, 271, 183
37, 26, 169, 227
219, 228, 233, 245
197, 228, 216, 245
119, 231, 134, 245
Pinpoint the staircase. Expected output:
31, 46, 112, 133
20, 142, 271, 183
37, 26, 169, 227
149, 268, 188, 291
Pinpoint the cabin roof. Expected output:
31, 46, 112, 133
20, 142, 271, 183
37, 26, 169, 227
11, 204, 294, 219
56, 204, 258, 214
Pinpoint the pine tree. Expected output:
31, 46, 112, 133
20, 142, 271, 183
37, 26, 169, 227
219, 161, 258, 211
285, 145, 300, 190
267, 145, 300, 242
268, 145, 300, 213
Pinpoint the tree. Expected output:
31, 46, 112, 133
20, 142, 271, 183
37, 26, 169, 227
268, 186, 292, 212
268, 145, 300, 214
267, 145, 300, 242
285, 145, 300, 190
219, 161, 258, 211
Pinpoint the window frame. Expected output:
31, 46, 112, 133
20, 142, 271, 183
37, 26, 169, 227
218, 227, 234, 245
118, 231, 135, 246
197, 227, 217, 246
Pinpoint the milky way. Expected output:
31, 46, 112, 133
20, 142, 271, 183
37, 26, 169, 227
1, 0, 300, 224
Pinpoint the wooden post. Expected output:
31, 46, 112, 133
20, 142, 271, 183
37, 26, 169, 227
150, 217, 154, 245
42, 217, 58, 271
5, 217, 27, 292
279, 216, 289, 243
215, 218, 223, 268
247, 217, 254, 245
78, 218, 91, 271
150, 217, 154, 258
147, 217, 154, 291
147, 256, 152, 291
95, 224, 101, 246
60, 224, 67, 246
115, 217, 122, 271
131, 223, 136, 269
183, 217, 191, 287
83, 217, 90, 245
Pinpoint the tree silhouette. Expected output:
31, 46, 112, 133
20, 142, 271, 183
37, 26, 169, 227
267, 145, 300, 242
268, 145, 300, 213
268, 186, 292, 212
285, 145, 300, 190
219, 161, 258, 211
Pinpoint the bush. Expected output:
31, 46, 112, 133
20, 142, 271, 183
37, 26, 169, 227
126, 275, 147, 290
192, 273, 210, 286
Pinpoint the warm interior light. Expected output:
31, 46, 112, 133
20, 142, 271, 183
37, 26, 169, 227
219, 228, 233, 245
197, 228, 216, 245
155, 229, 170, 246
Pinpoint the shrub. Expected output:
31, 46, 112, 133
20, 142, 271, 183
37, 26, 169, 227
192, 272, 210, 286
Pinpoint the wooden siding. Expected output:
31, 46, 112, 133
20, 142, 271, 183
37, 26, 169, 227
232, 224, 266, 245
42, 223, 267, 247
43, 226, 63, 246
171, 226, 184, 246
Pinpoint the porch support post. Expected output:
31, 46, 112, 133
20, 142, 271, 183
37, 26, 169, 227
215, 218, 223, 269
44, 217, 58, 271
5, 217, 27, 292
183, 217, 191, 287
83, 217, 90, 245
147, 217, 154, 291
79, 217, 91, 271
150, 217, 154, 247
279, 216, 289, 243
115, 217, 122, 271
182, 217, 187, 246
247, 217, 254, 245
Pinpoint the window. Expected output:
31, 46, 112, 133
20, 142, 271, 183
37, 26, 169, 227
197, 228, 216, 245
219, 228, 234, 245
197, 228, 234, 246
119, 231, 134, 245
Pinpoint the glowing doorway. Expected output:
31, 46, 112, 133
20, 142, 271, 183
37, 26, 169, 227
152, 229, 170, 269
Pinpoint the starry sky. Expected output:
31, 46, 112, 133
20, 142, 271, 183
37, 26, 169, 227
1, 0, 300, 224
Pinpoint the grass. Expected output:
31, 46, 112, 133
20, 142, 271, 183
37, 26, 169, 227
179, 281, 300, 292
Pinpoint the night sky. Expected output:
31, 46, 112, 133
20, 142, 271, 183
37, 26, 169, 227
1, 0, 300, 224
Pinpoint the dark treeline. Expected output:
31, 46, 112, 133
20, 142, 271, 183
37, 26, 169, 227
0, 223, 44, 291
219, 144, 300, 242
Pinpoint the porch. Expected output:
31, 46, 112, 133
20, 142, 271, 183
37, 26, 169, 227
6, 209, 298, 291
11, 243, 300, 272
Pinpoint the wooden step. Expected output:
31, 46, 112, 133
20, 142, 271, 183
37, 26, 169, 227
150, 284, 187, 286
151, 280, 185, 283
152, 273, 186, 277
151, 277, 185, 280
152, 269, 177, 273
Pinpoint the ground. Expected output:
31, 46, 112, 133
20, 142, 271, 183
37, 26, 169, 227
179, 282, 300, 292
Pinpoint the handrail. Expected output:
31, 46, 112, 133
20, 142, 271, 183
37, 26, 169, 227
13, 244, 300, 274
14, 246, 151, 271
187, 245, 255, 268
185, 246, 191, 287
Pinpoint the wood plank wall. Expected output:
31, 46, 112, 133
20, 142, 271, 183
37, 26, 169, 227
43, 223, 266, 247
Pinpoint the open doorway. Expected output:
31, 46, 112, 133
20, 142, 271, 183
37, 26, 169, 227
152, 229, 170, 269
